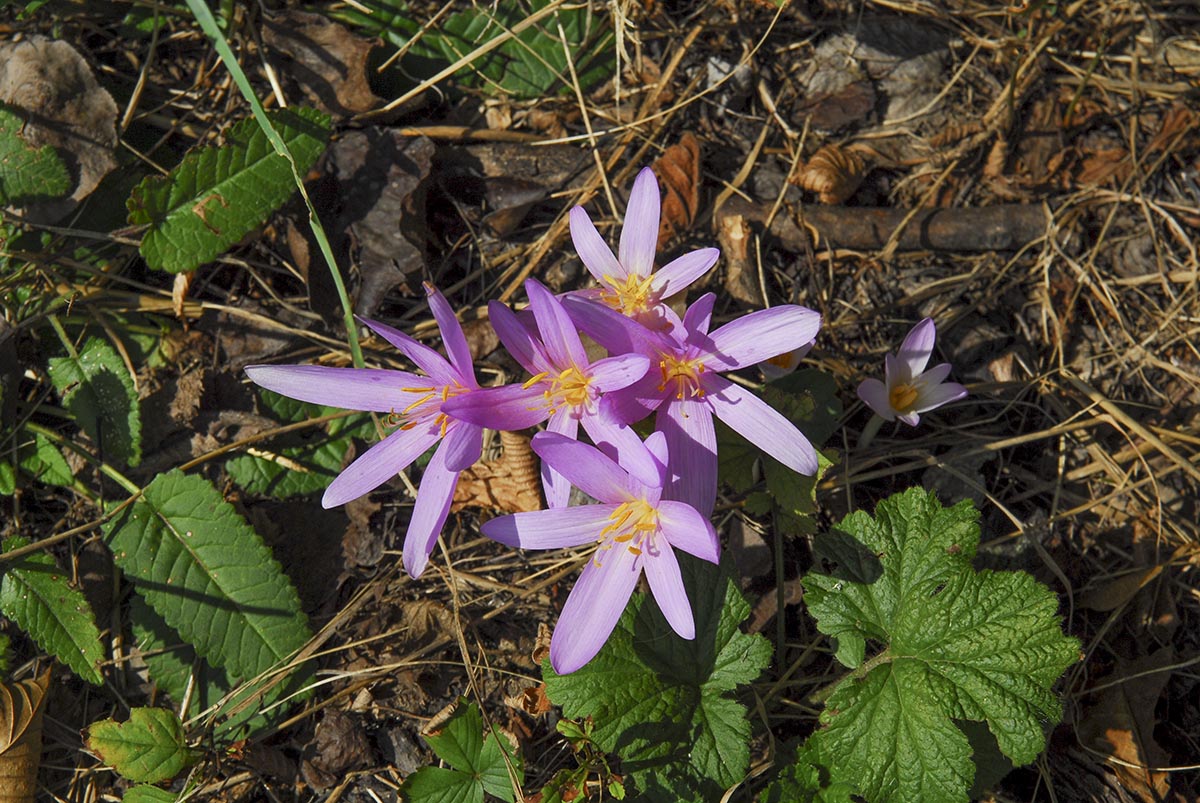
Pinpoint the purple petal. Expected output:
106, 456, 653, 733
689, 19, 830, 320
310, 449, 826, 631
359, 316, 458, 387
322, 423, 440, 508
914, 381, 968, 413
884, 352, 905, 387
656, 500, 720, 563
652, 248, 720, 299
707, 374, 818, 476
601, 380, 660, 426
897, 318, 936, 378
657, 398, 717, 516
440, 421, 483, 472
580, 416, 661, 492
704, 306, 822, 371
588, 353, 650, 393
919, 362, 953, 386
401, 440, 460, 578
683, 293, 716, 341
644, 430, 669, 475
642, 545, 694, 639
543, 411, 579, 508
441, 384, 550, 430
244, 365, 429, 412
488, 301, 551, 375
857, 377, 896, 421
618, 167, 661, 277
482, 504, 618, 549
531, 431, 633, 504
562, 295, 662, 357
424, 284, 476, 387
569, 206, 625, 282
551, 544, 642, 674
526, 278, 589, 369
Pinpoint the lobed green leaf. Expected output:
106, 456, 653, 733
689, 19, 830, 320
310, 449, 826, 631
400, 699, 523, 803
48, 337, 142, 468
0, 536, 104, 685
85, 707, 197, 784
127, 106, 330, 273
0, 104, 71, 205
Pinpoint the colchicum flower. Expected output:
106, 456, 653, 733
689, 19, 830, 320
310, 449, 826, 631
482, 431, 719, 674
441, 278, 651, 508
245, 284, 484, 579
565, 292, 822, 516
856, 317, 967, 426
569, 166, 720, 332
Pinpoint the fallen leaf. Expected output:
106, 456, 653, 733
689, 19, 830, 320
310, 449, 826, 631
0, 669, 52, 803
453, 430, 542, 514
263, 9, 381, 118
795, 81, 878, 131
0, 36, 118, 222
505, 683, 552, 717
653, 132, 702, 248
717, 212, 763, 306
1079, 566, 1163, 612
300, 709, 374, 792
790, 143, 871, 204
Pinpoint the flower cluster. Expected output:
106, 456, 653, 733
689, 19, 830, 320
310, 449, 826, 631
245, 166, 965, 673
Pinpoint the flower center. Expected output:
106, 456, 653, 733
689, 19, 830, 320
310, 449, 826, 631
524, 365, 597, 415
599, 273, 657, 316
595, 498, 659, 562
393, 383, 466, 436
889, 382, 919, 412
766, 352, 795, 369
657, 354, 706, 400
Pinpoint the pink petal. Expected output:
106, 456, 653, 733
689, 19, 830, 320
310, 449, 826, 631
562, 295, 662, 357
651, 248, 720, 299
425, 284, 476, 387
482, 504, 619, 549
439, 421, 483, 473
526, 278, 590, 369
322, 423, 440, 508
618, 167, 662, 277
244, 365, 429, 412
551, 544, 642, 674
580, 416, 660, 491
531, 431, 633, 504
857, 377, 896, 421
657, 398, 718, 516
683, 292, 717, 341
600, 380, 660, 427
897, 318, 936, 379
569, 206, 625, 282
542, 411, 580, 508
704, 306, 822, 371
402, 439, 460, 578
913, 381, 968, 413
706, 374, 818, 476
359, 317, 458, 387
644, 430, 669, 477
642, 545, 694, 639
588, 353, 651, 393
440, 384, 550, 430
656, 500, 720, 563
488, 300, 547, 375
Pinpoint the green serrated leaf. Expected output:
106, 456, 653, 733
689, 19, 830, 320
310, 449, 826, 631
544, 555, 771, 801
124, 786, 179, 803
0, 460, 13, 496
48, 337, 141, 468
801, 489, 1080, 803
85, 707, 197, 784
127, 106, 330, 273
0, 536, 104, 685
760, 740, 856, 803
0, 103, 71, 205
18, 431, 75, 488
400, 699, 523, 803
101, 470, 311, 682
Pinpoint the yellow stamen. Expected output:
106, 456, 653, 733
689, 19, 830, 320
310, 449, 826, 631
657, 355, 707, 400
595, 498, 660, 559
523, 372, 549, 389
599, 273, 657, 316
889, 383, 919, 412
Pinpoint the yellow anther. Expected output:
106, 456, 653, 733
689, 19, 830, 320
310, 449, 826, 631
523, 372, 549, 389
889, 383, 920, 412
657, 354, 707, 400
599, 272, 657, 316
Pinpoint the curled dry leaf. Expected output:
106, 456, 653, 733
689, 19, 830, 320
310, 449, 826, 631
0, 669, 52, 803
452, 430, 542, 514
790, 143, 871, 204
262, 9, 381, 118
652, 132, 702, 248
505, 683, 552, 717
718, 212, 763, 306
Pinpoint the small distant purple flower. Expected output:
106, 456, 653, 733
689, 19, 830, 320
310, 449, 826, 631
569, 166, 719, 333
759, 337, 816, 381
482, 431, 719, 674
857, 317, 967, 426
565, 292, 822, 516
245, 284, 484, 579
441, 278, 651, 508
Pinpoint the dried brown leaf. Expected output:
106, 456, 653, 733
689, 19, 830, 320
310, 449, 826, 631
791, 143, 871, 204
300, 709, 374, 791
0, 669, 51, 803
453, 430, 542, 514
263, 9, 381, 117
505, 683, 552, 717
653, 132, 702, 248
718, 213, 762, 306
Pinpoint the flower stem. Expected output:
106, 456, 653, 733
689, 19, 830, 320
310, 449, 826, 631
858, 414, 885, 449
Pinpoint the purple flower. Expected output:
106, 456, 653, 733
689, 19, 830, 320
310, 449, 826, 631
857, 317, 968, 426
569, 166, 719, 332
759, 338, 816, 381
482, 431, 719, 674
244, 284, 484, 579
441, 278, 651, 507
565, 292, 822, 516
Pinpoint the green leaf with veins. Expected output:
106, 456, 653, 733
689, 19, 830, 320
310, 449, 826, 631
544, 555, 771, 802
85, 707, 197, 784
800, 489, 1079, 803
48, 336, 142, 468
399, 698, 523, 803
0, 103, 70, 205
